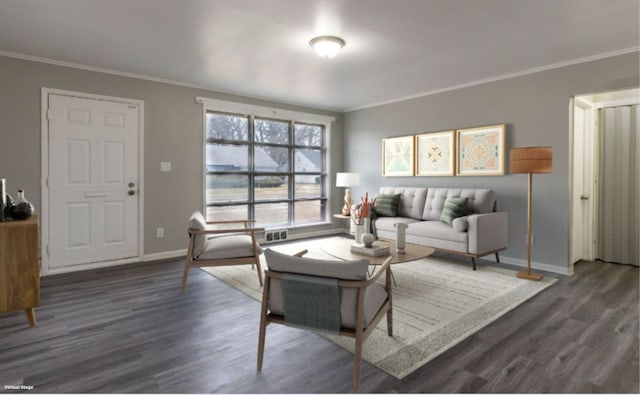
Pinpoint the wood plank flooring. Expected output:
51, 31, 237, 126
0, 256, 637, 393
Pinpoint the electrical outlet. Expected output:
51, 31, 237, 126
156, 227, 164, 238
160, 162, 172, 172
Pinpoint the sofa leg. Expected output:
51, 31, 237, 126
495, 253, 500, 263
471, 257, 477, 271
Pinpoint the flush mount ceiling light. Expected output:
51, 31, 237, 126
309, 35, 345, 58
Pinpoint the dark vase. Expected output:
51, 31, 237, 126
9, 189, 34, 220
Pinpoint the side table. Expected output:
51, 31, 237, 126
0, 216, 40, 326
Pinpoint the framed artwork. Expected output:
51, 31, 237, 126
415, 131, 455, 176
382, 136, 414, 176
456, 124, 506, 176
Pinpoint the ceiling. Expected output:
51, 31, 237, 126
0, 0, 638, 112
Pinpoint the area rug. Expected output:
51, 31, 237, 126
202, 239, 556, 379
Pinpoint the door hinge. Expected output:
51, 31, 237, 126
47, 109, 53, 120
46, 245, 50, 255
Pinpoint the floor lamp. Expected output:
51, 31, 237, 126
336, 172, 360, 216
510, 146, 552, 281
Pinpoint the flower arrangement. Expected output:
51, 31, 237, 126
351, 192, 377, 225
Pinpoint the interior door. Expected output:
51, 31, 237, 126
48, 94, 139, 268
571, 102, 595, 264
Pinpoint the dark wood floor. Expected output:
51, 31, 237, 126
0, 255, 637, 393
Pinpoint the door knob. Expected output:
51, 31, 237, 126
580, 195, 589, 201
128, 182, 135, 188
128, 190, 135, 196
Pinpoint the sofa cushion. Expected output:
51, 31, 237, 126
374, 217, 420, 234
422, 188, 496, 220
452, 216, 468, 232
373, 194, 401, 217
379, 187, 427, 219
440, 197, 468, 225
407, 220, 469, 243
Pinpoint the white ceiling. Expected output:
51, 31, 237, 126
0, 0, 638, 112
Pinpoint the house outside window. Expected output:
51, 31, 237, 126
198, 98, 334, 229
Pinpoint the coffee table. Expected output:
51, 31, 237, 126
319, 237, 435, 266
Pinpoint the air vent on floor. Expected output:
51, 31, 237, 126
264, 229, 288, 243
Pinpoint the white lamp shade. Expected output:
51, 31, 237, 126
336, 172, 360, 187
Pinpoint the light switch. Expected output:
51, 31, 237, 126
160, 162, 172, 172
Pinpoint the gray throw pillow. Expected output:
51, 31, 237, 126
440, 197, 468, 225
373, 194, 401, 217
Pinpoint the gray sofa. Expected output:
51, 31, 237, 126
372, 187, 508, 270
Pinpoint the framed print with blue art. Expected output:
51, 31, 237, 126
456, 124, 506, 176
415, 131, 455, 176
382, 136, 414, 176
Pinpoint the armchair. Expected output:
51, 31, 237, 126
181, 210, 265, 293
257, 248, 393, 392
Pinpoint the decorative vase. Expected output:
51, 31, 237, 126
9, 189, 34, 220
354, 223, 365, 244
0, 179, 5, 222
361, 217, 375, 248
395, 222, 408, 253
4, 193, 14, 220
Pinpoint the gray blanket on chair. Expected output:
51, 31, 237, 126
281, 273, 340, 334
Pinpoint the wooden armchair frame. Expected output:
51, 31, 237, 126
257, 251, 393, 393
181, 219, 265, 293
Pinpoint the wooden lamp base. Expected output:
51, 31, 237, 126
516, 271, 543, 281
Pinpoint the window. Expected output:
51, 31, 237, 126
201, 100, 332, 229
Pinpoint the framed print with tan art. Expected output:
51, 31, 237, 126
456, 124, 506, 176
382, 136, 414, 176
415, 131, 455, 176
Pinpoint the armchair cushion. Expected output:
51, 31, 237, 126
264, 249, 387, 329
198, 234, 260, 260
189, 210, 207, 256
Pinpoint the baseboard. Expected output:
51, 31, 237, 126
143, 249, 187, 262
490, 255, 573, 276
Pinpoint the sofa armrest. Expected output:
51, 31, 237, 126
467, 212, 508, 255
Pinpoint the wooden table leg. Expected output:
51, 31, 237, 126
25, 308, 36, 326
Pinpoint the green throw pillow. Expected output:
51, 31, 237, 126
440, 197, 468, 225
373, 194, 401, 217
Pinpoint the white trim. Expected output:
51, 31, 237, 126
42, 256, 142, 276
196, 97, 335, 125
40, 88, 145, 275
346, 47, 640, 112
594, 97, 640, 108
143, 249, 188, 262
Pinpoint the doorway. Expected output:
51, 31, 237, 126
570, 88, 639, 272
41, 88, 144, 275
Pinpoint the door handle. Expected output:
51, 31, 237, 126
581, 195, 589, 201
85, 192, 108, 198
128, 190, 136, 196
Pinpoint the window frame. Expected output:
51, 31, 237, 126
198, 97, 334, 229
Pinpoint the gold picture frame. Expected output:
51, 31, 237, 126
456, 124, 506, 176
415, 131, 455, 176
382, 135, 414, 176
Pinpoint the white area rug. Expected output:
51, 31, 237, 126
202, 239, 556, 379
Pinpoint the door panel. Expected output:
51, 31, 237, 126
48, 94, 139, 268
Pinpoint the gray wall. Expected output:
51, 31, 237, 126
343, 52, 639, 273
0, 55, 344, 257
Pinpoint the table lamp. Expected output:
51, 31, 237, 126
336, 172, 360, 216
510, 146, 552, 281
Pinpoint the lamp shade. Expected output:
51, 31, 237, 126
510, 147, 552, 174
336, 172, 360, 187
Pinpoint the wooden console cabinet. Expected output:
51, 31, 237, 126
0, 216, 40, 326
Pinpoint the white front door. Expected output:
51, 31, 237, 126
48, 93, 139, 268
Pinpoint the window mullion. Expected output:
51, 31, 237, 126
248, 115, 255, 220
